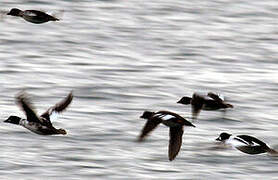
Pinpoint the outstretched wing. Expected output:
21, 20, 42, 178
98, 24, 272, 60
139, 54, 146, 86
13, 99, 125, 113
168, 126, 184, 161
40, 91, 73, 122
138, 118, 162, 141
16, 92, 41, 123
191, 93, 204, 118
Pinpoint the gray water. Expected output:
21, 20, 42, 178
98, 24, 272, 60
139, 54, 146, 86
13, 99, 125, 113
1, 0, 278, 179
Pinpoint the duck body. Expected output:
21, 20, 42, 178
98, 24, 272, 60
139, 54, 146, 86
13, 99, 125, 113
19, 118, 47, 135
216, 132, 277, 155
5, 115, 65, 135
4, 91, 73, 135
7, 8, 59, 24
138, 110, 195, 161
5, 117, 62, 135
201, 98, 228, 110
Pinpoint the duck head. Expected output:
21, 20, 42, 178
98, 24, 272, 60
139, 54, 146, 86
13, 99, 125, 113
7, 8, 22, 16
177, 96, 192, 105
4, 116, 21, 124
140, 111, 154, 119
216, 132, 232, 141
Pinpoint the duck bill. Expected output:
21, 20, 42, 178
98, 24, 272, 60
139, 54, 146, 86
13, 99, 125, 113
215, 137, 221, 141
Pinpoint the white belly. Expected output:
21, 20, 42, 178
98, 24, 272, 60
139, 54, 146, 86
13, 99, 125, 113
19, 119, 44, 134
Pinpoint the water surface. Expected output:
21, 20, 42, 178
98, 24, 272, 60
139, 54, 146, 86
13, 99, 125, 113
1, 0, 278, 179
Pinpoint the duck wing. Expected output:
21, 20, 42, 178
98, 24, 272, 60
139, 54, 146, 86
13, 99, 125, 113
236, 135, 268, 147
191, 93, 205, 118
27, 10, 58, 20
138, 117, 162, 141
234, 135, 269, 154
24, 10, 39, 17
16, 92, 41, 123
40, 91, 73, 122
168, 126, 184, 161
154, 111, 179, 120
207, 92, 224, 103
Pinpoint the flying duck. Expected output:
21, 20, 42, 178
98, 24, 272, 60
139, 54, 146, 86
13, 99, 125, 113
138, 110, 195, 161
4, 91, 73, 135
177, 92, 233, 119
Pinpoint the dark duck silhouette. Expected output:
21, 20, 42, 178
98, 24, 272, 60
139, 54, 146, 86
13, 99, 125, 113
7, 8, 59, 24
177, 92, 233, 119
4, 91, 73, 135
216, 132, 278, 155
138, 110, 195, 161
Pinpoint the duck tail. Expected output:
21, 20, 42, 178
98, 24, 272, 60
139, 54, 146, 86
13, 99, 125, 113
50, 16, 59, 21
51, 10, 64, 21
266, 148, 278, 156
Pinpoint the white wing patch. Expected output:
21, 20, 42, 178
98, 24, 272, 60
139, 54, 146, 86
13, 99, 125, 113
154, 113, 174, 120
24, 11, 37, 17
206, 93, 224, 101
49, 111, 59, 121
161, 114, 174, 121
218, 94, 225, 101
252, 141, 261, 146
205, 96, 214, 100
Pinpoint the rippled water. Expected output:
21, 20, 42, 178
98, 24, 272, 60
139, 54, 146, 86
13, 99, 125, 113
1, 0, 278, 179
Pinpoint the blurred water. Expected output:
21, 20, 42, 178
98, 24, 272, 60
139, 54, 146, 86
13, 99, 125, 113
1, 0, 278, 179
